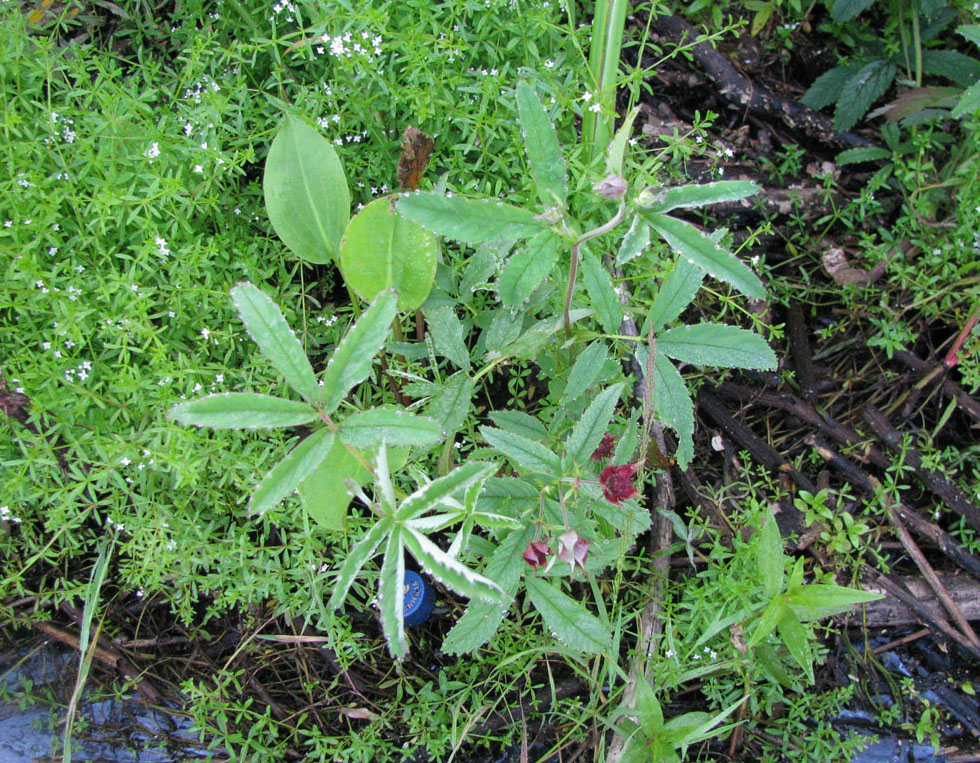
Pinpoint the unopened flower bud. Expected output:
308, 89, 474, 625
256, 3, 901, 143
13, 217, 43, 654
593, 174, 628, 201
534, 206, 563, 224
636, 186, 666, 208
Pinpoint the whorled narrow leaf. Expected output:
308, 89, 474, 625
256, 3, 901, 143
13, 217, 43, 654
231, 282, 320, 403
395, 461, 499, 522
339, 408, 443, 448
320, 289, 398, 415
169, 393, 316, 429
378, 529, 408, 659
327, 516, 393, 609
644, 213, 765, 300
397, 191, 542, 246
644, 255, 706, 334
565, 383, 624, 466
516, 80, 568, 207
480, 426, 561, 477
524, 575, 612, 653
441, 526, 535, 654
402, 527, 509, 603
249, 428, 335, 515
658, 323, 777, 370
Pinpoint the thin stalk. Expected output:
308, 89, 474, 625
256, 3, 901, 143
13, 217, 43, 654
911, 0, 923, 87
582, 0, 630, 163
563, 203, 626, 338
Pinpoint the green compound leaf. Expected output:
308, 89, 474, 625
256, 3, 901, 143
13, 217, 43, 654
298, 438, 371, 530
339, 196, 438, 312
516, 80, 568, 207
397, 191, 542, 246
169, 393, 317, 429
320, 289, 398, 415
652, 354, 695, 469
834, 60, 897, 132
641, 181, 759, 214
249, 427, 335, 515
565, 383, 624, 466
562, 341, 610, 404
580, 249, 623, 334
231, 282, 320, 404
480, 426, 561, 477
263, 114, 350, 265
658, 323, 777, 370
644, 213, 765, 300
328, 516, 393, 609
645, 255, 706, 334
498, 231, 559, 308
424, 306, 471, 371
402, 527, 509, 603
524, 575, 611, 653
441, 526, 535, 655
339, 408, 443, 448
378, 528, 408, 660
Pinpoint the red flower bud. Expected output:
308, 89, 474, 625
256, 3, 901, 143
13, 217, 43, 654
522, 541, 552, 570
593, 174, 628, 201
600, 463, 640, 504
591, 432, 616, 462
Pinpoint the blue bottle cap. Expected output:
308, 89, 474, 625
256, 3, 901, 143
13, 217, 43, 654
403, 570, 435, 627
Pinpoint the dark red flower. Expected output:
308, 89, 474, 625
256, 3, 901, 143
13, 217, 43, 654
556, 530, 589, 573
591, 433, 616, 462
522, 541, 552, 571
600, 463, 640, 504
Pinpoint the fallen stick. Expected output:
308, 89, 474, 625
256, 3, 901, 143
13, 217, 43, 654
892, 350, 980, 426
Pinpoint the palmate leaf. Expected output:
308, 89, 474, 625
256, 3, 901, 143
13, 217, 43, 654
169, 393, 317, 429
395, 461, 499, 522
441, 527, 534, 654
834, 60, 897, 132
658, 323, 777, 370
231, 282, 320, 403
516, 80, 568, 207
328, 516, 393, 609
565, 383, 624, 466
319, 289, 398, 415
338, 408, 443, 448
643, 213, 764, 300
524, 575, 611, 653
402, 527, 509, 603
641, 181, 758, 214
378, 528, 408, 659
801, 63, 863, 110
249, 428, 335, 515
397, 192, 542, 246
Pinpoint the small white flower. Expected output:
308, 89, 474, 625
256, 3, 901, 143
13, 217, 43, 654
121, 457, 132, 466
193, 164, 203, 174
145, 142, 161, 159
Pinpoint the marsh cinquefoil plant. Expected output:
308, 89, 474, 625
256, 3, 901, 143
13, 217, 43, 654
171, 78, 826, 660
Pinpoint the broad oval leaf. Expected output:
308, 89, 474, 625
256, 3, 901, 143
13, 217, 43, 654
249, 428, 335, 515
263, 114, 350, 264
658, 323, 777, 370
644, 213, 765, 300
231, 282, 320, 403
320, 289, 398, 415
169, 393, 316, 429
339, 408, 443, 448
524, 575, 612, 653
516, 80, 567, 207
339, 196, 438, 311
397, 191, 542, 246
